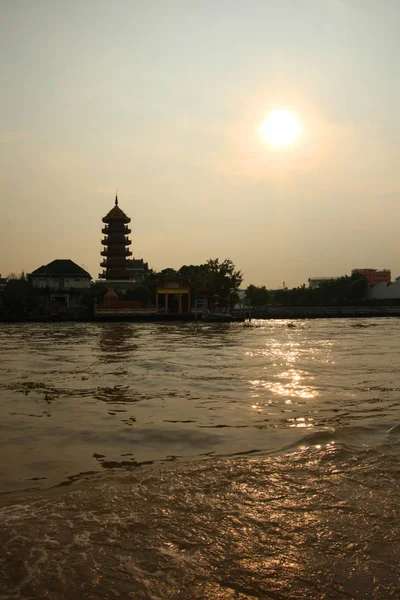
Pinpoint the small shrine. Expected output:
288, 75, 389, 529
156, 275, 191, 314
99, 195, 132, 281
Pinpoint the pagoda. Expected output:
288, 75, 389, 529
99, 195, 132, 280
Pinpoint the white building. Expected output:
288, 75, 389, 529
29, 260, 91, 313
367, 278, 400, 301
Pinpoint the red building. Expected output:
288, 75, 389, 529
351, 268, 391, 286
99, 196, 132, 280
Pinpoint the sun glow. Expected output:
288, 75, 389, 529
259, 109, 302, 149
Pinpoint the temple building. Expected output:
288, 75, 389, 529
99, 195, 132, 281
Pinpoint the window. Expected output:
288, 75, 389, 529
59, 279, 65, 288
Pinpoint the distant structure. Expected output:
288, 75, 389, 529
351, 268, 391, 286
367, 277, 400, 301
126, 258, 150, 283
155, 271, 191, 313
30, 259, 91, 289
99, 195, 132, 281
29, 259, 91, 314
308, 277, 338, 289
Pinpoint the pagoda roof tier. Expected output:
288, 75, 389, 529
101, 249, 132, 257
100, 258, 131, 267
102, 226, 131, 234
102, 195, 131, 223
101, 238, 131, 246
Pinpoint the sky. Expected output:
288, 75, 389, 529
1, 0, 400, 288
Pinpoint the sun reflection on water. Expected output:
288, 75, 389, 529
245, 329, 334, 415
250, 368, 318, 401
286, 416, 314, 428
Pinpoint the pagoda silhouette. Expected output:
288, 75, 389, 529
99, 195, 132, 280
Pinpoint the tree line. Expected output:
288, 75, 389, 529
246, 274, 369, 308
0, 258, 244, 316
98, 258, 243, 309
1, 263, 393, 318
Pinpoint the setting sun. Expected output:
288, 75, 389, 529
259, 109, 302, 149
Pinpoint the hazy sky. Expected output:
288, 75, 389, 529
1, 0, 399, 287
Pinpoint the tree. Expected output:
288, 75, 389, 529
2, 279, 36, 315
122, 285, 151, 306
317, 274, 368, 306
245, 285, 270, 307
80, 282, 108, 314
271, 274, 368, 307
204, 258, 243, 306
178, 259, 243, 309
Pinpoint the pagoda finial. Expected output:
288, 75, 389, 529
115, 192, 118, 206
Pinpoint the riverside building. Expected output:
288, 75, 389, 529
351, 268, 391, 286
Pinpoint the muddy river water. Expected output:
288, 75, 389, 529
1, 319, 399, 598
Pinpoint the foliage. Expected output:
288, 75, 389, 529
179, 258, 243, 307
80, 283, 108, 312
160, 268, 178, 277
4, 272, 26, 280
272, 274, 368, 307
178, 264, 207, 290
206, 258, 243, 300
245, 285, 270, 307
122, 285, 151, 306
1, 279, 36, 315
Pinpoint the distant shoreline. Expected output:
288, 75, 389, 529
1, 305, 400, 323
251, 306, 400, 319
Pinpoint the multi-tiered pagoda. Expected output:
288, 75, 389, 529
99, 196, 132, 280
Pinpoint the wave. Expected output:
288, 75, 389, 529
1, 450, 400, 600
279, 423, 400, 455
351, 321, 381, 328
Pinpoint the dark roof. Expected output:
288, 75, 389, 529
102, 197, 131, 223
127, 259, 149, 270
30, 260, 92, 279
102, 205, 131, 223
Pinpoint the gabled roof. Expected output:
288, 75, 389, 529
30, 260, 92, 279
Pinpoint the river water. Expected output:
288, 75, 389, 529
0, 319, 399, 599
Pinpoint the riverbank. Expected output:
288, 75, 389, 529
251, 305, 400, 319
1, 305, 400, 322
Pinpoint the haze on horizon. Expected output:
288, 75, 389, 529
1, 0, 399, 288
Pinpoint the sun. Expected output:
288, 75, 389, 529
259, 109, 302, 149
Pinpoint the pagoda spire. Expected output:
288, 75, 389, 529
115, 193, 118, 206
